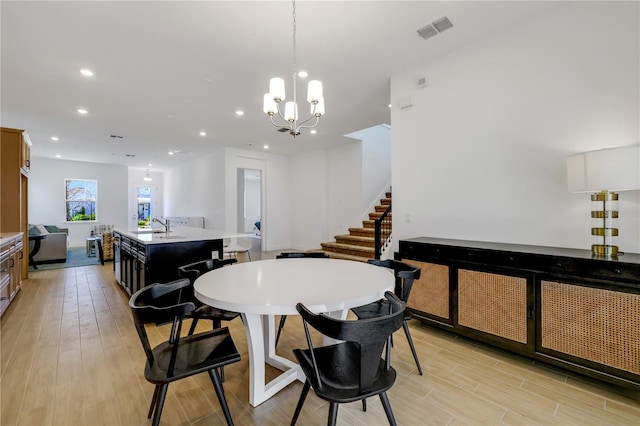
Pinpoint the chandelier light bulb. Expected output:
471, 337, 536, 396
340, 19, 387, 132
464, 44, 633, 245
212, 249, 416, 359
263, 94, 277, 115
307, 80, 323, 103
269, 78, 286, 102
312, 98, 325, 117
284, 102, 298, 122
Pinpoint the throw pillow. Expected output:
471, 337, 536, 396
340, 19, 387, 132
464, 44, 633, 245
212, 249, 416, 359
35, 224, 49, 235
44, 225, 61, 233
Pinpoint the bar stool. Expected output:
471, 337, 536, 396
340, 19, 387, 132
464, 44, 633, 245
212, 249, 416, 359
86, 236, 99, 257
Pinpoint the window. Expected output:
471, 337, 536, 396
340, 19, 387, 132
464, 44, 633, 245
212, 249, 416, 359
65, 178, 97, 221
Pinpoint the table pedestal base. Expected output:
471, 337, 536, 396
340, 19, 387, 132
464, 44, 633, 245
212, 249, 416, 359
242, 310, 347, 407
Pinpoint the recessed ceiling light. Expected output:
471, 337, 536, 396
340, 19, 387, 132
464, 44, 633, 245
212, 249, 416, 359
80, 69, 94, 77
55, 154, 61, 158
263, 145, 269, 150
199, 131, 207, 136
388, 104, 392, 108
77, 108, 88, 114
148, 163, 153, 167
168, 151, 174, 155
298, 71, 308, 78
310, 130, 317, 135
235, 110, 244, 116
51, 136, 59, 141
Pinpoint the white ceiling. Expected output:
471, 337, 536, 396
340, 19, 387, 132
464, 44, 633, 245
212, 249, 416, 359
1, 1, 558, 171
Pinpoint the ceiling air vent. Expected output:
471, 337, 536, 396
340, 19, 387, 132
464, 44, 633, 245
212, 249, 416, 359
433, 17, 454, 33
109, 134, 124, 140
417, 16, 454, 40
125, 154, 136, 157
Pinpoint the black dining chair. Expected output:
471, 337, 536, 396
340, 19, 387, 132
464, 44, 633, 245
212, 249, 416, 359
351, 259, 423, 375
274, 252, 330, 347
177, 258, 242, 335
129, 279, 241, 426
178, 258, 242, 382
291, 291, 405, 426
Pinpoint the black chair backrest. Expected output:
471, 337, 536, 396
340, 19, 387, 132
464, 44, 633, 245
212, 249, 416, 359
276, 252, 329, 259
367, 259, 420, 302
296, 291, 405, 391
177, 258, 237, 301
178, 258, 238, 283
129, 279, 195, 373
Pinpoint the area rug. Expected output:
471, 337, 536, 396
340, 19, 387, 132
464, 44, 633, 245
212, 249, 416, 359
29, 247, 107, 271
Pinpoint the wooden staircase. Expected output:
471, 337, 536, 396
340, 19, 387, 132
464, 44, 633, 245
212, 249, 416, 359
319, 192, 391, 262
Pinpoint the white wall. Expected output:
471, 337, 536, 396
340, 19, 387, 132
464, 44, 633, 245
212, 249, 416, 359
328, 143, 362, 238
163, 149, 226, 229
391, 1, 640, 253
347, 124, 392, 214
28, 157, 128, 247
290, 149, 329, 250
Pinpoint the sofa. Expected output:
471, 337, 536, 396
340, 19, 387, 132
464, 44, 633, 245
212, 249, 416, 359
28, 224, 68, 264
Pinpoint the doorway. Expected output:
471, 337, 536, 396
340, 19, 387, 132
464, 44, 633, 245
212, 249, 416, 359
237, 169, 261, 233
237, 168, 262, 257
131, 184, 156, 230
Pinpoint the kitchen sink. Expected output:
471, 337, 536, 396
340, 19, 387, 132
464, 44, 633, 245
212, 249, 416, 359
156, 235, 185, 239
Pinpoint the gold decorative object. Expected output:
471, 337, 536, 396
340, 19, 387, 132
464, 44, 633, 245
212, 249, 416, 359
566, 144, 640, 258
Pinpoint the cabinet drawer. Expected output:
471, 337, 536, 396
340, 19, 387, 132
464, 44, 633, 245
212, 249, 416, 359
0, 278, 10, 316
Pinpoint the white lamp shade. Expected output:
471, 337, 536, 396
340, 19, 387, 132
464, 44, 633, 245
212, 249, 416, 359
263, 93, 277, 115
269, 77, 286, 101
284, 101, 298, 121
566, 144, 640, 192
312, 97, 324, 117
307, 80, 323, 103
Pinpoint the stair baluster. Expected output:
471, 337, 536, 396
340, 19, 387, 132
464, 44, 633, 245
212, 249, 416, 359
374, 203, 392, 260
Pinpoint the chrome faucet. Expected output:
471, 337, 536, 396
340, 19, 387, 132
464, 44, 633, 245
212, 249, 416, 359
152, 217, 171, 233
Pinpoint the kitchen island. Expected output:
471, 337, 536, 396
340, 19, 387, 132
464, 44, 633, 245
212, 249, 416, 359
113, 227, 237, 296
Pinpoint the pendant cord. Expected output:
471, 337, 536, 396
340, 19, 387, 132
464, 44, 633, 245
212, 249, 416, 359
292, 0, 297, 128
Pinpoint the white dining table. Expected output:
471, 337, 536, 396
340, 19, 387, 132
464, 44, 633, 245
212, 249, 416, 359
194, 257, 394, 407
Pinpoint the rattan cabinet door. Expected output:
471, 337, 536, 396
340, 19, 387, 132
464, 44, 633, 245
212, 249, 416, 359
403, 260, 451, 322
458, 269, 529, 344
539, 280, 640, 378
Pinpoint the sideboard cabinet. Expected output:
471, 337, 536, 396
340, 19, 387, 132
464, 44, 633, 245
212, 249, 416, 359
397, 237, 640, 389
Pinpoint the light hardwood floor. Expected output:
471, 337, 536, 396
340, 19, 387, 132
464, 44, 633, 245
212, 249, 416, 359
2, 254, 640, 425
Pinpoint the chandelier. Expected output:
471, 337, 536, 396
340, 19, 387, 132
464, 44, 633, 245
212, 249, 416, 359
263, 0, 324, 137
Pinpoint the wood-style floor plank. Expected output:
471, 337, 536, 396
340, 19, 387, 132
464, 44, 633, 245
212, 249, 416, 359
2, 255, 639, 425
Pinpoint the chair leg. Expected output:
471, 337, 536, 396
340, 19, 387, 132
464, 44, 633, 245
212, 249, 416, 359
188, 317, 199, 335
362, 398, 367, 411
402, 320, 423, 375
328, 402, 339, 426
148, 385, 160, 418
275, 315, 287, 347
208, 369, 234, 425
151, 384, 169, 426
291, 380, 311, 425
379, 392, 397, 426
